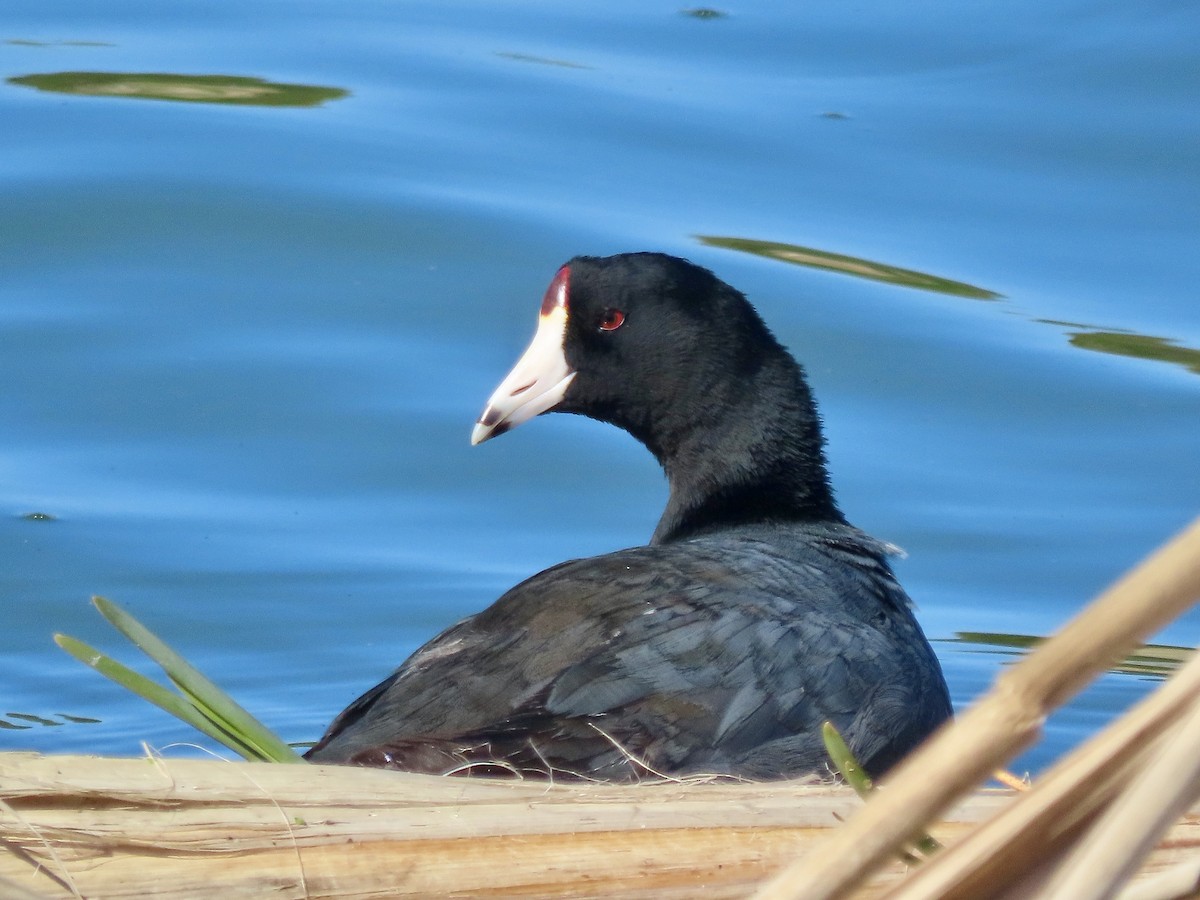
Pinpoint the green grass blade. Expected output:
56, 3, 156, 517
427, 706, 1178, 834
90, 596, 305, 763
822, 721, 942, 861
54, 633, 261, 759
822, 720, 874, 798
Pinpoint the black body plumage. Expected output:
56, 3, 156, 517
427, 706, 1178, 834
306, 253, 952, 780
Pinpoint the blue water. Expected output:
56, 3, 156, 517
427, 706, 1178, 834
3, 1, 1198, 777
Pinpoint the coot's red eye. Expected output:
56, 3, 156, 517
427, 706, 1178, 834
599, 308, 626, 332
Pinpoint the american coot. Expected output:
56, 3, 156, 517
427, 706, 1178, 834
306, 253, 951, 780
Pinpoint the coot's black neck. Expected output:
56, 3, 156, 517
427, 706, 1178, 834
646, 350, 845, 545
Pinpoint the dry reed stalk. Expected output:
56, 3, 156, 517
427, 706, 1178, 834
0, 873, 52, 900
753, 515, 1200, 900
4, 751, 1198, 899
880, 640, 1200, 900
1117, 857, 1200, 900
0, 752, 1007, 899
1039, 674, 1200, 898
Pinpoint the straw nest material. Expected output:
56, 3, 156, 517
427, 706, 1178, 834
0, 752, 1197, 899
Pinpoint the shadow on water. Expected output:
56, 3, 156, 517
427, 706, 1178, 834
7, 72, 348, 107
701, 235, 1200, 379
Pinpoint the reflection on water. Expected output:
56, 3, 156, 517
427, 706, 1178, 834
7, 72, 348, 107
951, 632, 1194, 680
702, 235, 1198, 378
1, 712, 101, 730
495, 52, 592, 70
1066, 331, 1200, 377
5, 39, 115, 47
697, 235, 1002, 300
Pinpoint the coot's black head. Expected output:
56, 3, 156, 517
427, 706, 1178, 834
472, 253, 843, 539
473, 254, 779, 448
